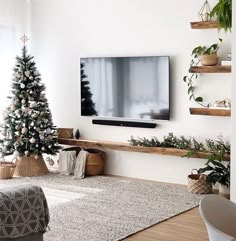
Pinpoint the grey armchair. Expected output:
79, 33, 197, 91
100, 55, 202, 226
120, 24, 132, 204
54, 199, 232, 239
0, 184, 49, 241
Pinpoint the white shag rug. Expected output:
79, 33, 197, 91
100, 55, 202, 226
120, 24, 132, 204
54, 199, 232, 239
0, 173, 202, 241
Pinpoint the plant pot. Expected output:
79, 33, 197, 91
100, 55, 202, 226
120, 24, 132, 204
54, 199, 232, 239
219, 184, 230, 199
200, 52, 218, 66
14, 155, 49, 177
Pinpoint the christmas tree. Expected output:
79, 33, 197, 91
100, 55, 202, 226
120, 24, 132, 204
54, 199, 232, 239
0, 38, 60, 160
81, 63, 97, 116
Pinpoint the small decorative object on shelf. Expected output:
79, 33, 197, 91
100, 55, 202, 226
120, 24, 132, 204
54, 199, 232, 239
75, 129, 81, 139
212, 98, 231, 108
198, 0, 212, 21
57, 128, 74, 139
221, 52, 232, 66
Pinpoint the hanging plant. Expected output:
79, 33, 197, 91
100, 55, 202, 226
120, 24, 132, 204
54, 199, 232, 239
183, 39, 222, 107
210, 0, 232, 32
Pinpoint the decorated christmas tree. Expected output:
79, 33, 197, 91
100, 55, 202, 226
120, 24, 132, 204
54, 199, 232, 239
81, 63, 97, 116
0, 36, 60, 172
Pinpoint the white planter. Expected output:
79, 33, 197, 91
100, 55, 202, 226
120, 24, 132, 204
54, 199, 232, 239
219, 184, 230, 199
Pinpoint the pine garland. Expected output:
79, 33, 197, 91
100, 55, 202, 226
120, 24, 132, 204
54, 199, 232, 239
128, 133, 230, 154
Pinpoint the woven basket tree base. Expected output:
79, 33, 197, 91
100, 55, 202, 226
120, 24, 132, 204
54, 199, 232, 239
14, 155, 49, 177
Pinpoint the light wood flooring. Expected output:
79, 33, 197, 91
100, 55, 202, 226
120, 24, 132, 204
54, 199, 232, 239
124, 207, 209, 241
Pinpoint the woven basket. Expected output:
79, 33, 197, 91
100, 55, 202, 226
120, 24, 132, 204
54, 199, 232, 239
57, 128, 73, 139
61, 147, 105, 176
86, 149, 105, 176
0, 162, 16, 179
14, 155, 49, 177
188, 169, 212, 194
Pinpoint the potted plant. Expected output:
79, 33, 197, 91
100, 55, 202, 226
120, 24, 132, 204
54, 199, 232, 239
191, 38, 222, 66
198, 138, 230, 198
210, 0, 232, 32
183, 38, 223, 107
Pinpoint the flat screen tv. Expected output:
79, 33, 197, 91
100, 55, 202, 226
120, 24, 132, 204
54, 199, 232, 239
80, 56, 170, 121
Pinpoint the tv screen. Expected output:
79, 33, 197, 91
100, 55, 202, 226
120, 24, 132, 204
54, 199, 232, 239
80, 56, 170, 121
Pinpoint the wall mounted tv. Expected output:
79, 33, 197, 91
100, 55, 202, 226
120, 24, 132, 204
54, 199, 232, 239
80, 56, 170, 122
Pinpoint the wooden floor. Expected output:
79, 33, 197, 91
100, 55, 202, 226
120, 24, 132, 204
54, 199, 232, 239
124, 207, 209, 241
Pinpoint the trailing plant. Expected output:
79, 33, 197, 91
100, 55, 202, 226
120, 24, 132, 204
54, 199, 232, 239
210, 0, 232, 32
183, 39, 222, 107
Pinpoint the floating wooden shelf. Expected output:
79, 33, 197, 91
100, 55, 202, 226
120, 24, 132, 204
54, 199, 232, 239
190, 107, 231, 117
58, 138, 230, 161
190, 21, 219, 29
189, 66, 231, 73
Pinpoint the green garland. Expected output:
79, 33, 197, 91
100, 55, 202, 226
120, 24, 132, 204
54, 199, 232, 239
128, 133, 230, 155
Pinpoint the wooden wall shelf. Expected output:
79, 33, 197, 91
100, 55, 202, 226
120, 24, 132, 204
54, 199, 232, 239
58, 138, 230, 161
189, 66, 231, 73
190, 107, 231, 117
190, 21, 219, 29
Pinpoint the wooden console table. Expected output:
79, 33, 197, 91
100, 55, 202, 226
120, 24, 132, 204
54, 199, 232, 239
58, 138, 230, 161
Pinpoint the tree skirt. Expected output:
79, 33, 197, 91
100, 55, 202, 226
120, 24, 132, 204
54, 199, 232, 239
0, 173, 203, 241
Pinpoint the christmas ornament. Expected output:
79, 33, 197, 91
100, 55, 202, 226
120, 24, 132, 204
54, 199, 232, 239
25, 150, 29, 155
11, 104, 16, 111
25, 70, 30, 77
30, 137, 36, 143
21, 99, 26, 104
46, 128, 51, 134
41, 147, 45, 151
13, 150, 20, 157
15, 125, 20, 130
22, 127, 28, 134
20, 83, 25, 89
30, 102, 37, 108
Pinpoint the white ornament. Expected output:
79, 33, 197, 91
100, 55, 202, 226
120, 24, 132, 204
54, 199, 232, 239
46, 128, 51, 134
15, 131, 20, 136
35, 155, 39, 159
20, 83, 25, 89
25, 71, 30, 77
13, 150, 20, 157
30, 137, 36, 143
41, 147, 45, 151
22, 127, 28, 134
15, 125, 20, 130
21, 99, 26, 104
2, 146, 7, 152
31, 122, 34, 126
30, 102, 37, 108
29, 76, 33, 80
11, 104, 16, 111
25, 150, 29, 155
30, 90, 33, 94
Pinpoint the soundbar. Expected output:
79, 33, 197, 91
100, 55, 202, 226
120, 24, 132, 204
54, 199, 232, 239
92, 119, 157, 128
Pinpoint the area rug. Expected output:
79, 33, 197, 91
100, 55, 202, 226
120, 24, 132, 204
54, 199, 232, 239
0, 173, 202, 241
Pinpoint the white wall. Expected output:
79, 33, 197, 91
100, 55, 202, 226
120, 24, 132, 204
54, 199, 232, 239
29, 0, 232, 184
0, 0, 28, 117
231, 2, 235, 202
